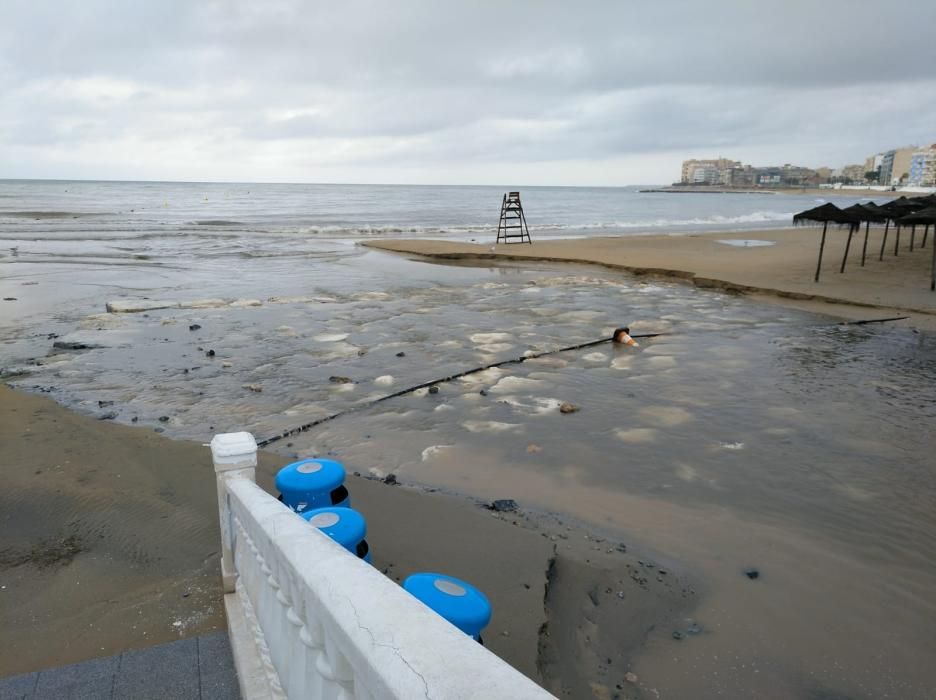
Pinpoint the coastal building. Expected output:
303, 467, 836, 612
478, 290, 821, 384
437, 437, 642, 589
908, 146, 936, 187
680, 158, 741, 184
864, 153, 883, 179
879, 146, 918, 186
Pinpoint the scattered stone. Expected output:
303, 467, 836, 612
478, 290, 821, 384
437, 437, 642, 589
526, 443, 542, 454
158, 415, 170, 423
500, 630, 510, 637
243, 383, 263, 393
98, 400, 113, 407
617, 591, 625, 599
428, 386, 440, 395
686, 622, 703, 635
624, 672, 638, 684
490, 499, 518, 513
154, 427, 165, 433
396, 351, 406, 357
383, 474, 399, 486
98, 411, 118, 420
52, 341, 96, 351
206, 349, 216, 357
329, 375, 353, 384
615, 543, 627, 553
182, 592, 190, 598
559, 402, 580, 414
3, 297, 17, 301
744, 568, 760, 580
672, 630, 683, 640
131, 416, 139, 423
357, 349, 368, 357
221, 361, 232, 368
479, 389, 488, 396
188, 324, 201, 331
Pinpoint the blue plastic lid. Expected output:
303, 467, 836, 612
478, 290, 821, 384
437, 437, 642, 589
275, 458, 345, 497
301, 507, 367, 553
403, 573, 492, 638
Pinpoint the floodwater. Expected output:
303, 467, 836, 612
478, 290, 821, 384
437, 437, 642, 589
2, 181, 936, 699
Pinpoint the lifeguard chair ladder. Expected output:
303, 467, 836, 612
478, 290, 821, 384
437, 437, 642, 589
496, 192, 532, 244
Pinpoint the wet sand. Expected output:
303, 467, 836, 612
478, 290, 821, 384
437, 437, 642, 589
365, 227, 936, 330
0, 384, 694, 697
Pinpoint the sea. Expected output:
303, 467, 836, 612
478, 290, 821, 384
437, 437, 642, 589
1, 179, 935, 699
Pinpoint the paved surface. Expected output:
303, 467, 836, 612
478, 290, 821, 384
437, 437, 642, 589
0, 632, 240, 699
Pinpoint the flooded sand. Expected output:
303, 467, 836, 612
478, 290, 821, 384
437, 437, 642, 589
3, 218, 936, 697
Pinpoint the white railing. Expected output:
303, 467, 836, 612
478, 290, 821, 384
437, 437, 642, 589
211, 432, 555, 700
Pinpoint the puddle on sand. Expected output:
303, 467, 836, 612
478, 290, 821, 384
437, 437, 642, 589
5, 251, 936, 699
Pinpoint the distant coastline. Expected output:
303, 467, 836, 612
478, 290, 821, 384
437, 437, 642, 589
639, 185, 914, 197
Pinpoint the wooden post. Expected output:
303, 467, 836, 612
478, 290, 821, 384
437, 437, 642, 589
815, 221, 828, 282
894, 225, 901, 256
860, 221, 870, 266
879, 219, 890, 261
840, 224, 855, 273
924, 224, 930, 249
932, 235, 936, 291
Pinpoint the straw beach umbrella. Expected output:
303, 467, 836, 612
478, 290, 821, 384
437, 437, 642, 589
841, 203, 888, 269
792, 203, 860, 282
896, 206, 936, 291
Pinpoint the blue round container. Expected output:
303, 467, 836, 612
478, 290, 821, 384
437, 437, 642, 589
301, 506, 371, 562
403, 573, 491, 640
275, 458, 349, 513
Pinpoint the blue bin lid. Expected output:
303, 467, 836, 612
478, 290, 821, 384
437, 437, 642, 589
301, 506, 366, 552
275, 458, 345, 496
403, 573, 491, 637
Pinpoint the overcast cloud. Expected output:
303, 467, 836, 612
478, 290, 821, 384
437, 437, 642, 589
2, 0, 935, 185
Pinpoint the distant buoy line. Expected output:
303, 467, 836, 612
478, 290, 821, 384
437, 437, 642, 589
255, 332, 666, 448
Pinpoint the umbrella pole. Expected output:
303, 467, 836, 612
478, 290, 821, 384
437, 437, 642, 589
924, 224, 930, 249
932, 232, 936, 291
840, 224, 855, 273
815, 221, 828, 282
894, 225, 900, 256
910, 225, 916, 252
861, 221, 870, 266
879, 219, 890, 261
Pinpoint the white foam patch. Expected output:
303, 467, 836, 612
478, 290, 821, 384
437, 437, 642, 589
582, 352, 608, 363
489, 376, 547, 394
314, 332, 349, 342
639, 405, 693, 427
611, 356, 633, 370
434, 403, 454, 412
459, 367, 506, 386
421, 445, 453, 461
352, 291, 391, 301
374, 375, 394, 386
330, 383, 356, 393
720, 442, 745, 450
477, 343, 513, 354
462, 420, 523, 433
615, 428, 658, 443
675, 463, 698, 482
470, 332, 512, 344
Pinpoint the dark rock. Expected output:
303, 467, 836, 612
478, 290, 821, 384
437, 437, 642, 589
490, 499, 518, 513
206, 349, 215, 357
188, 324, 201, 331
158, 415, 170, 423
131, 416, 139, 423
479, 389, 488, 396
154, 427, 165, 433
616, 543, 627, 553
329, 375, 353, 384
428, 386, 439, 395
98, 411, 118, 420
672, 631, 683, 640
98, 400, 113, 407
383, 473, 399, 486
396, 351, 406, 357
559, 402, 580, 414
744, 568, 760, 580
3, 297, 17, 301
52, 341, 96, 350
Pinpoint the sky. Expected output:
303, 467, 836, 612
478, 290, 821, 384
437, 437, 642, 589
2, 0, 936, 186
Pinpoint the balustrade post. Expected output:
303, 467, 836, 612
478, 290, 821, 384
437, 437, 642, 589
210, 431, 259, 594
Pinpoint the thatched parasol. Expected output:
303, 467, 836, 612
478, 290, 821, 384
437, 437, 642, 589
896, 206, 936, 290
841, 203, 889, 269
792, 203, 860, 282
878, 197, 928, 257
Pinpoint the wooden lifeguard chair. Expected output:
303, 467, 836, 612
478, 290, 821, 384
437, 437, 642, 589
496, 192, 532, 244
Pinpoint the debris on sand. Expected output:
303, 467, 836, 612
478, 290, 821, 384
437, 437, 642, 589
489, 499, 519, 513
243, 383, 263, 393
559, 402, 580, 414
744, 567, 760, 580
0, 534, 84, 570
383, 473, 399, 486
329, 375, 354, 384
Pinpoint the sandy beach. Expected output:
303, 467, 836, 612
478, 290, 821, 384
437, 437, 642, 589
366, 226, 936, 330
0, 383, 694, 697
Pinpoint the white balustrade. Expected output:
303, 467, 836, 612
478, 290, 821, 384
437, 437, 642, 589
211, 432, 556, 700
